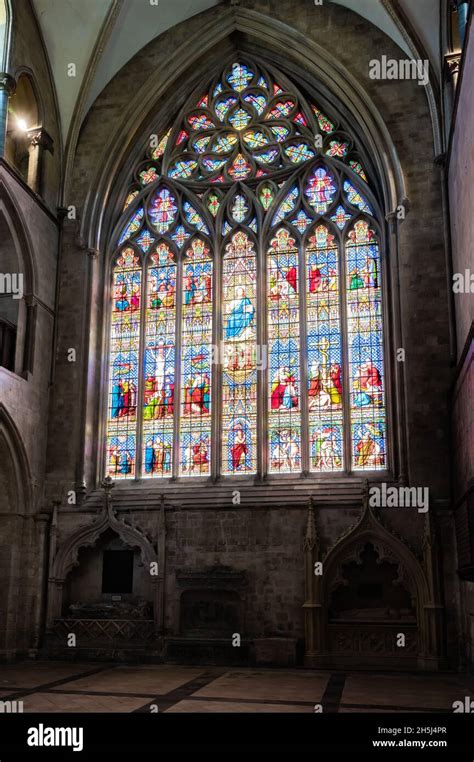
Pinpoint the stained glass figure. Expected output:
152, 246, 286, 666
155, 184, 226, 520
106, 248, 141, 478
305, 167, 336, 213
142, 243, 176, 477
306, 226, 343, 471
267, 229, 301, 473
149, 188, 177, 233
346, 221, 386, 469
179, 239, 213, 476
222, 232, 257, 475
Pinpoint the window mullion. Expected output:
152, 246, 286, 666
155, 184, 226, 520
299, 230, 310, 475
258, 234, 267, 479
135, 256, 147, 478
339, 229, 352, 474
172, 252, 183, 480
212, 237, 221, 481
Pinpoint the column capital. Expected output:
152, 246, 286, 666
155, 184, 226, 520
0, 73, 16, 96
26, 126, 54, 153
445, 52, 461, 80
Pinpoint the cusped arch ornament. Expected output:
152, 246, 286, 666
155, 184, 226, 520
52, 478, 158, 582
303, 494, 444, 670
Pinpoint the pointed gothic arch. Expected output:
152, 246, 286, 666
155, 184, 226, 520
0, 179, 37, 376
99, 56, 390, 482
303, 499, 444, 670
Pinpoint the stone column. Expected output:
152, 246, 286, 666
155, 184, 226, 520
0, 73, 15, 156
26, 127, 53, 195
303, 498, 323, 667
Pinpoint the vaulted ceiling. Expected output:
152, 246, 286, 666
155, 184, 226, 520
31, 0, 441, 143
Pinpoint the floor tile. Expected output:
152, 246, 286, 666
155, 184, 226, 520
22, 692, 147, 713
59, 664, 206, 695
193, 669, 329, 702
165, 699, 313, 713
342, 674, 470, 711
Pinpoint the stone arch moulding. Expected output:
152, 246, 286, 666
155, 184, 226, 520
303, 499, 444, 671
0, 402, 33, 514
47, 484, 162, 632
0, 177, 37, 293
80, 4, 410, 252
11, 66, 45, 128
76, 4, 417, 489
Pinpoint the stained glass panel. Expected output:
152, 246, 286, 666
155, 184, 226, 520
305, 167, 337, 214
344, 180, 373, 214
222, 232, 257, 475
119, 208, 144, 244
306, 226, 343, 472
106, 248, 141, 479
267, 229, 301, 473
142, 243, 176, 477
179, 239, 213, 476
149, 188, 177, 233
108, 59, 389, 481
346, 221, 386, 470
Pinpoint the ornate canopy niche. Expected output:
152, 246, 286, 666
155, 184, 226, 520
303, 495, 444, 671
46, 479, 163, 639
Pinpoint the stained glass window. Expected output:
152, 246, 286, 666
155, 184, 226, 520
346, 221, 386, 470
106, 58, 387, 480
142, 243, 176, 477
179, 239, 213, 476
106, 248, 141, 479
267, 229, 301, 473
222, 231, 257, 475
306, 226, 343, 472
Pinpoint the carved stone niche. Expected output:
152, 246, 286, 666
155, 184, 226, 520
176, 566, 247, 638
326, 542, 418, 665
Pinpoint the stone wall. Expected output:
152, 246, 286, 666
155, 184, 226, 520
448, 15, 474, 667
0, 0, 459, 666
0, 0, 60, 659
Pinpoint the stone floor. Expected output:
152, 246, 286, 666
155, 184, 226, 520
0, 662, 472, 713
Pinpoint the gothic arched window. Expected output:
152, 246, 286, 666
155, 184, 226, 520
105, 59, 387, 480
